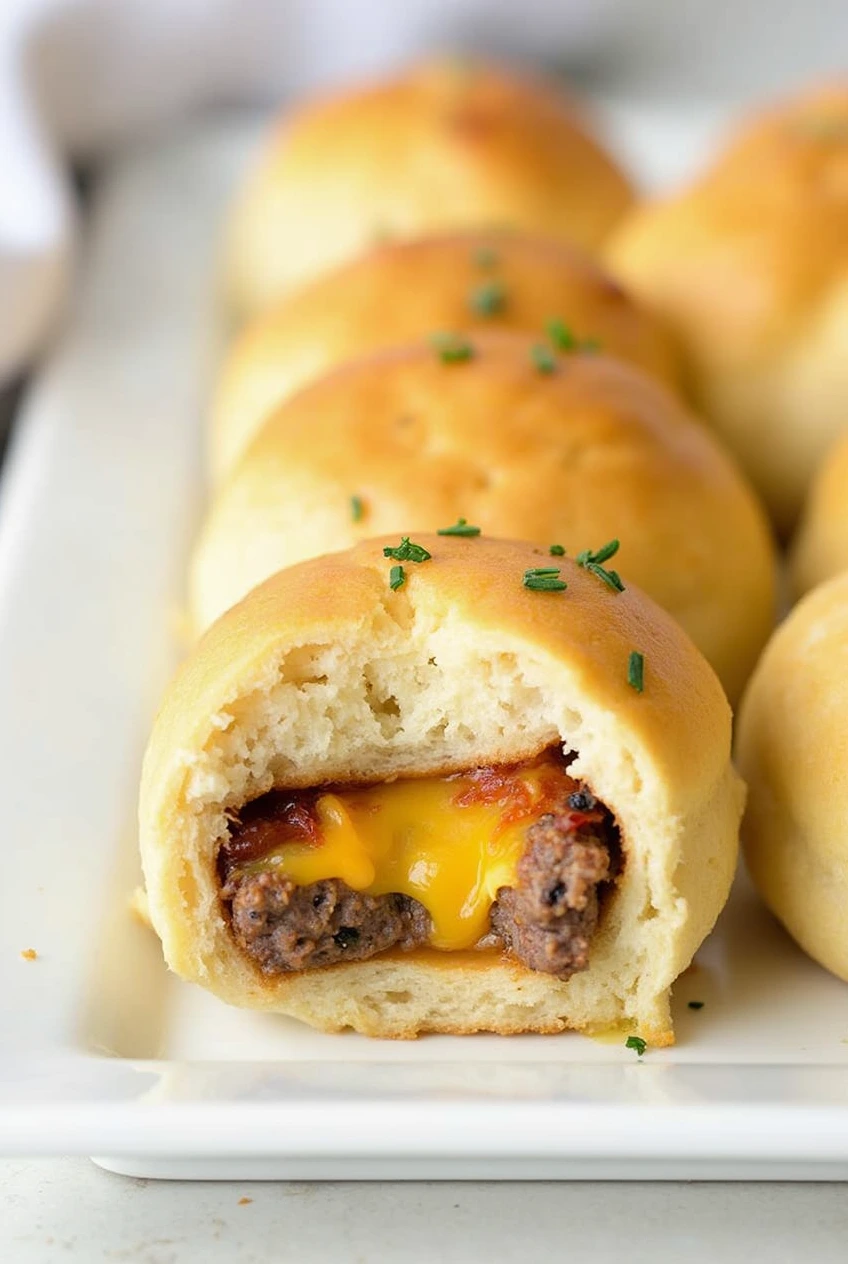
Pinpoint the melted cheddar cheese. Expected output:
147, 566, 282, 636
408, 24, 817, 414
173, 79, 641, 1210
235, 753, 574, 950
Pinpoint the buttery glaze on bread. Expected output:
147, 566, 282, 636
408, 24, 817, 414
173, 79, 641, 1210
737, 572, 848, 982
790, 431, 848, 597
211, 230, 680, 481
225, 59, 635, 317
140, 535, 742, 1041
191, 334, 777, 704
607, 79, 848, 536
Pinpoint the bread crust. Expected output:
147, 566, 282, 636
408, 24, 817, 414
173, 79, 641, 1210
607, 79, 848, 536
791, 431, 848, 597
141, 535, 742, 1041
211, 230, 679, 481
192, 334, 776, 704
737, 571, 848, 981
225, 59, 634, 316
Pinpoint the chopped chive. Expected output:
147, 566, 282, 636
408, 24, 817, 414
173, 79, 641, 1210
389, 565, 405, 591
524, 577, 568, 591
382, 536, 432, 563
628, 651, 644, 693
588, 563, 624, 592
531, 343, 557, 374
688, 1000, 704, 1010
547, 318, 601, 354
523, 567, 567, 592
350, 494, 365, 523
437, 518, 481, 537
577, 540, 624, 593
578, 539, 619, 566
549, 544, 565, 556
625, 1035, 647, 1057
469, 280, 507, 317
547, 318, 578, 351
474, 246, 499, 269
431, 332, 474, 364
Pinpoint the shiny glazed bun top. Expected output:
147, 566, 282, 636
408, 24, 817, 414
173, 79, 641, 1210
192, 333, 777, 705
226, 59, 635, 316
607, 79, 848, 536
211, 230, 680, 482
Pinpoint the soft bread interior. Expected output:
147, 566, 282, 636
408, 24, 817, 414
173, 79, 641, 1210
143, 592, 739, 1042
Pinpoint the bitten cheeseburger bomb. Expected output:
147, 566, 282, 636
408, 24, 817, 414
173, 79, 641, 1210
737, 572, 848, 982
608, 80, 848, 536
140, 536, 742, 1041
212, 231, 680, 482
225, 60, 635, 317
191, 335, 777, 705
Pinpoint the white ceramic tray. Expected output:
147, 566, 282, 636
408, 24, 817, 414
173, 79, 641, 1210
2, 106, 848, 1182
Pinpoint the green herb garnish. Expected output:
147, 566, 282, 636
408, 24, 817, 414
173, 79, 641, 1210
523, 567, 567, 592
474, 246, 499, 269
547, 318, 578, 351
350, 494, 365, 523
547, 318, 601, 354
437, 518, 481, 537
577, 540, 625, 592
628, 651, 645, 693
687, 1000, 704, 1010
577, 539, 619, 565
469, 280, 506, 317
431, 332, 474, 364
587, 564, 624, 591
531, 343, 557, 374
389, 565, 405, 591
549, 544, 565, 556
625, 1035, 647, 1057
383, 537, 432, 563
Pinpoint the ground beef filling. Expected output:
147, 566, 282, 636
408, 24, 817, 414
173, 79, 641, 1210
220, 783, 618, 980
488, 810, 611, 976
226, 876, 431, 972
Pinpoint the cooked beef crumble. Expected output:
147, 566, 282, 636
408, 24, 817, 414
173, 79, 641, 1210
489, 811, 611, 975
223, 873, 430, 971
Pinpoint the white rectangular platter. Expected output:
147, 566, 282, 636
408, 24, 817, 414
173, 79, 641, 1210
2, 105, 848, 1181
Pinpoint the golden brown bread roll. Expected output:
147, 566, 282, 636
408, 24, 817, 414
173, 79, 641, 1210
737, 571, 848, 982
790, 431, 848, 597
141, 535, 742, 1041
607, 79, 848, 537
226, 59, 635, 317
211, 230, 681, 482
191, 334, 777, 704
